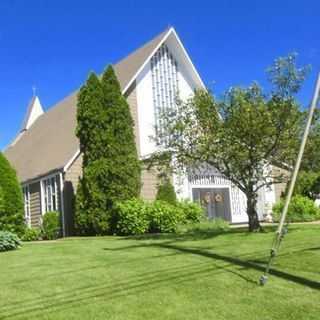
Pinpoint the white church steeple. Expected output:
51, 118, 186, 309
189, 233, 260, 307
9, 94, 44, 147
21, 94, 44, 132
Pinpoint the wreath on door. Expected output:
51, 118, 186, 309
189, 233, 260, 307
215, 194, 223, 203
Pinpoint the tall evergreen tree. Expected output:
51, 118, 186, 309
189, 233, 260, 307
75, 67, 141, 235
75, 73, 106, 167
0, 152, 25, 235
100, 66, 141, 202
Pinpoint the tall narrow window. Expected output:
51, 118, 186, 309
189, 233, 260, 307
151, 44, 179, 143
42, 176, 58, 213
23, 185, 31, 226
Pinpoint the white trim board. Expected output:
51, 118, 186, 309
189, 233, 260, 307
123, 27, 205, 93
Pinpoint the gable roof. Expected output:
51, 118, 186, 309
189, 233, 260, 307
5, 93, 79, 183
4, 27, 203, 183
114, 27, 170, 91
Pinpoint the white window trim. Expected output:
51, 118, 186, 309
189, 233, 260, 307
23, 185, 31, 227
59, 173, 65, 237
40, 173, 59, 214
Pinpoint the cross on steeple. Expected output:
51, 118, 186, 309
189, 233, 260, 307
32, 85, 37, 97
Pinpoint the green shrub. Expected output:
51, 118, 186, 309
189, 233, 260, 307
273, 195, 320, 222
22, 227, 41, 241
0, 231, 21, 252
114, 199, 148, 235
205, 217, 230, 231
42, 211, 60, 240
178, 218, 230, 234
0, 153, 25, 235
147, 201, 183, 233
176, 200, 203, 223
156, 180, 177, 205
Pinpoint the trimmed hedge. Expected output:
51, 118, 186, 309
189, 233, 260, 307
0, 153, 25, 235
114, 199, 148, 235
113, 199, 204, 235
273, 195, 320, 222
42, 211, 60, 240
176, 200, 203, 223
147, 201, 183, 233
0, 231, 21, 252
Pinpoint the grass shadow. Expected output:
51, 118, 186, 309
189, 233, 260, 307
156, 243, 320, 290
0, 261, 237, 319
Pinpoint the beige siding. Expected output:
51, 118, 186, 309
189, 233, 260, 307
65, 154, 83, 192
126, 81, 141, 155
272, 166, 290, 201
63, 154, 83, 236
29, 182, 42, 227
141, 167, 159, 201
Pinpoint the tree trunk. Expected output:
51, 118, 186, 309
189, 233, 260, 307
246, 195, 261, 232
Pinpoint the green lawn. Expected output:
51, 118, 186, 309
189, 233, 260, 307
0, 224, 319, 320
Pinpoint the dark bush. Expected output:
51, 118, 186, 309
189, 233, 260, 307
42, 211, 60, 240
176, 200, 203, 223
0, 231, 21, 252
0, 153, 25, 235
273, 195, 320, 222
147, 201, 183, 233
22, 227, 41, 241
156, 180, 177, 205
114, 199, 148, 235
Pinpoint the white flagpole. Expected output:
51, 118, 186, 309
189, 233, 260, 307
260, 72, 320, 285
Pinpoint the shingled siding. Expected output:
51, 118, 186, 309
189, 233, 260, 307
126, 81, 141, 155
29, 181, 42, 227
63, 154, 82, 236
141, 167, 159, 200
65, 154, 83, 192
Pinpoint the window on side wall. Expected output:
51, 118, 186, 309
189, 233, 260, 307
42, 176, 58, 213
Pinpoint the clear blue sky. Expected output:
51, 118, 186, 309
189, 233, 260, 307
1, 0, 320, 150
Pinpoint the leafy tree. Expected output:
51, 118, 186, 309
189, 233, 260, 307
151, 54, 308, 231
75, 67, 141, 235
301, 110, 320, 172
0, 152, 25, 235
293, 171, 320, 200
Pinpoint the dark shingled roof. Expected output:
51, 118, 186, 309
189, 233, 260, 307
4, 28, 170, 183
